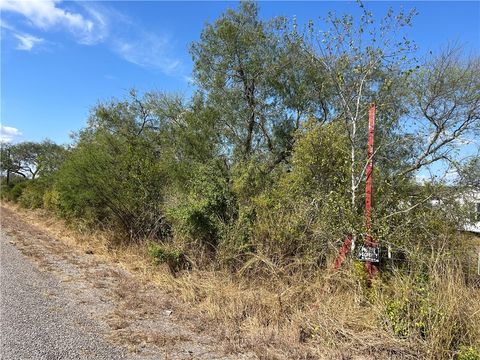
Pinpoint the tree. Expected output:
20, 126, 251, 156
297, 4, 418, 211
0, 140, 65, 181
191, 2, 275, 160
1, 142, 17, 185
191, 2, 330, 167
458, 157, 480, 190
401, 47, 480, 177
57, 91, 195, 239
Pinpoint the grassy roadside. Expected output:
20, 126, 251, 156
2, 202, 479, 360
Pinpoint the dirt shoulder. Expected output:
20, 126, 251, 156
0, 204, 252, 359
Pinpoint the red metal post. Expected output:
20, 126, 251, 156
365, 103, 378, 280
333, 234, 353, 270
333, 104, 380, 275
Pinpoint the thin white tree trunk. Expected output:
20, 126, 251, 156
350, 118, 357, 210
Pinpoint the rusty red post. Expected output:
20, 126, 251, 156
333, 234, 353, 270
365, 103, 378, 280
333, 104, 380, 275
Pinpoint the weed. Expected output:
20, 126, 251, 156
147, 242, 188, 273
458, 346, 480, 360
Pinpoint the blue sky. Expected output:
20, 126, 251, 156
1, 1, 479, 146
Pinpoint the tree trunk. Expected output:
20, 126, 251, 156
350, 119, 357, 210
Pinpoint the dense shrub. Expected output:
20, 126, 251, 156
18, 179, 52, 209
147, 242, 188, 273
42, 189, 60, 211
458, 346, 480, 360
166, 160, 235, 252
7, 181, 29, 202
250, 121, 353, 267
54, 111, 170, 238
54, 146, 111, 226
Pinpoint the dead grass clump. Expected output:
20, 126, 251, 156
375, 263, 480, 359
149, 265, 426, 358
423, 268, 480, 358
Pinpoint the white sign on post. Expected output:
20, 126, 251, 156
357, 246, 380, 263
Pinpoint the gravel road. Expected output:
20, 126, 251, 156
0, 231, 131, 360
0, 205, 243, 360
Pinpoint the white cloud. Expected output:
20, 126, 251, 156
14, 33, 44, 50
0, 20, 44, 51
76, 3, 110, 45
183, 75, 194, 84
0, 18, 15, 32
0, 125, 22, 143
0, 0, 107, 44
0, 1, 183, 75
113, 33, 181, 74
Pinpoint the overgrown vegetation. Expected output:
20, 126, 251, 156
1, 2, 479, 358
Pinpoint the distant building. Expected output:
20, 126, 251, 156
461, 190, 480, 234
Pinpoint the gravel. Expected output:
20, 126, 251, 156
0, 206, 247, 360
0, 232, 130, 360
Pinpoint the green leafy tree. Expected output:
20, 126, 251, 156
252, 121, 352, 266
458, 157, 480, 190
299, 4, 418, 211
191, 2, 328, 167
191, 2, 270, 159
0, 142, 17, 185
1, 140, 65, 180
56, 92, 176, 239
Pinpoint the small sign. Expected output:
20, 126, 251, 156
357, 246, 380, 263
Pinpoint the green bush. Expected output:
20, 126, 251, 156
54, 118, 171, 239
147, 242, 188, 273
250, 121, 353, 267
18, 180, 47, 209
166, 161, 235, 252
0, 182, 12, 200
8, 181, 29, 202
43, 189, 60, 211
54, 147, 111, 226
384, 279, 430, 339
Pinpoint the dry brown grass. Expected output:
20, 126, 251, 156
149, 268, 427, 359
2, 202, 479, 359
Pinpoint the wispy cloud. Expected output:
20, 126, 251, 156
0, 1, 183, 75
0, 19, 15, 32
113, 33, 181, 75
104, 74, 117, 81
14, 33, 44, 51
0, 124, 22, 143
0, 20, 44, 51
